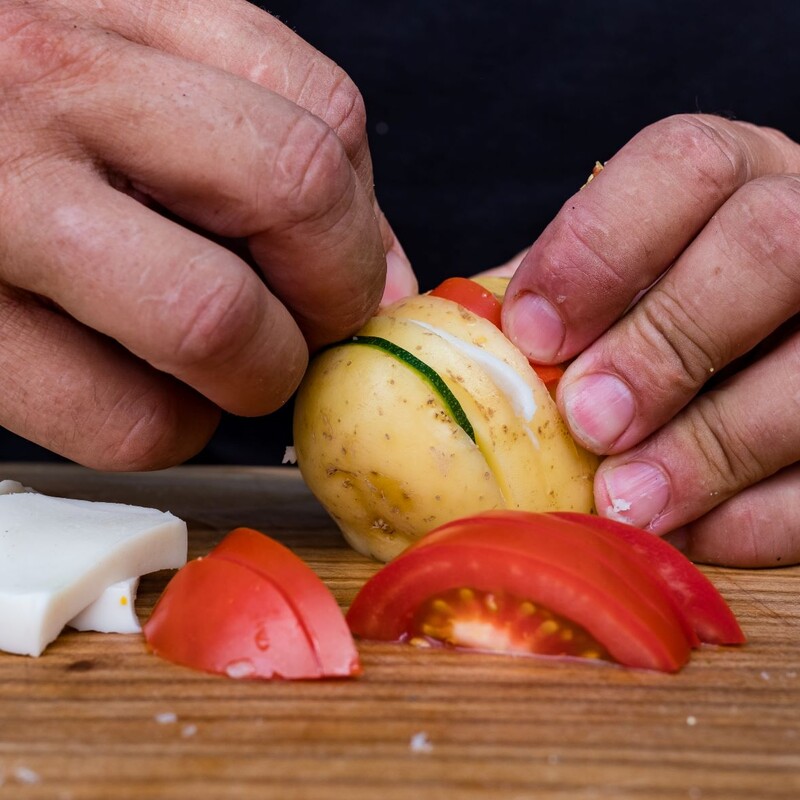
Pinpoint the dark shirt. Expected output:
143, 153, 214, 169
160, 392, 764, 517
3, 0, 799, 464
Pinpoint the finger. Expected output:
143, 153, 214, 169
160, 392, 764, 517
380, 237, 419, 306
593, 328, 800, 534
1, 163, 308, 417
66, 0, 414, 293
558, 173, 800, 454
30, 25, 387, 348
0, 285, 219, 470
663, 465, 800, 568
502, 114, 800, 363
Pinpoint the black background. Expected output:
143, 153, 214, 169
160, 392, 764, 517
4, 0, 799, 464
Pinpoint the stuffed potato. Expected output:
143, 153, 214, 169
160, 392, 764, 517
293, 277, 598, 561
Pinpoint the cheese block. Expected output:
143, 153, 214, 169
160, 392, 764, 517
68, 577, 142, 634
0, 488, 187, 656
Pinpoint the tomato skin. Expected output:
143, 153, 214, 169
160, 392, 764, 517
347, 511, 693, 672
554, 513, 745, 646
210, 528, 363, 674
430, 277, 503, 328
144, 528, 361, 680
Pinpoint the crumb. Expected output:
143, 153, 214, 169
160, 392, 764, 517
154, 711, 178, 725
760, 671, 771, 681
409, 731, 433, 754
181, 724, 198, 738
282, 445, 297, 465
14, 766, 41, 784
686, 715, 697, 727
611, 498, 631, 514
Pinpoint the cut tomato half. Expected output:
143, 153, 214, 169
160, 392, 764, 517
553, 512, 745, 645
347, 511, 694, 672
144, 527, 361, 680
430, 277, 503, 328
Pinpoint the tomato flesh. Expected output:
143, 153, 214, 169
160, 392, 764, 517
347, 511, 693, 672
408, 586, 610, 661
554, 512, 745, 645
430, 277, 503, 328
144, 527, 361, 680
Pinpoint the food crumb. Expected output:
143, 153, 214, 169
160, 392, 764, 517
181, 724, 198, 738
14, 766, 41, 784
282, 445, 297, 465
154, 711, 178, 725
686, 715, 698, 727
760, 670, 771, 681
611, 498, 631, 513
409, 731, 433, 754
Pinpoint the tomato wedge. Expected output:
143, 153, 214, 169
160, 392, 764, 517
528, 362, 565, 393
554, 512, 745, 645
144, 527, 361, 680
430, 277, 503, 328
347, 511, 694, 672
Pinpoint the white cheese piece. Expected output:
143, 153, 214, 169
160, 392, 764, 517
0, 490, 187, 656
0, 480, 34, 496
68, 577, 141, 634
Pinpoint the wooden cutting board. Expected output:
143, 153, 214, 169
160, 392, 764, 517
1, 463, 798, 799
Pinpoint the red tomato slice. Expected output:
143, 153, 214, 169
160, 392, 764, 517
144, 528, 361, 680
430, 277, 503, 328
529, 362, 565, 392
347, 511, 693, 672
210, 527, 362, 674
554, 512, 745, 646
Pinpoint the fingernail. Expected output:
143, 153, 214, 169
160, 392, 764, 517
562, 373, 635, 451
381, 249, 418, 306
504, 292, 565, 363
601, 461, 670, 528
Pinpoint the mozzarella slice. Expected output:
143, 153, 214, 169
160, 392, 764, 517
68, 577, 142, 634
0, 489, 187, 656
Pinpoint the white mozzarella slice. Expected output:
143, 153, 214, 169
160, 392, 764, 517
0, 489, 187, 656
68, 577, 142, 634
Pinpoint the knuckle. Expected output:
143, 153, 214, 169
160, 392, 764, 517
270, 112, 353, 225
320, 68, 368, 153
644, 114, 750, 195
682, 393, 768, 493
96, 390, 187, 471
720, 175, 800, 290
0, 4, 105, 89
632, 285, 731, 391
164, 269, 261, 370
555, 208, 629, 296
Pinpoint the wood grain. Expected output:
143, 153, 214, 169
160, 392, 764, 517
1, 464, 798, 799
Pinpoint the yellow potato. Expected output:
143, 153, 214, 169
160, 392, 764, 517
293, 283, 598, 561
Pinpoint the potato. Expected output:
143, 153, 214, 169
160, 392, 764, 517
293, 281, 598, 561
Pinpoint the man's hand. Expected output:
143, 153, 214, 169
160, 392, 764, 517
0, 0, 416, 470
503, 114, 800, 567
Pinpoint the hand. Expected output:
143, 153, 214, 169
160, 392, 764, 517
503, 114, 800, 567
0, 0, 416, 470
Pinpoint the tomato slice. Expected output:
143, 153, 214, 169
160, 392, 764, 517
430, 277, 503, 328
347, 511, 693, 672
144, 527, 361, 680
553, 512, 745, 645
529, 362, 565, 393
